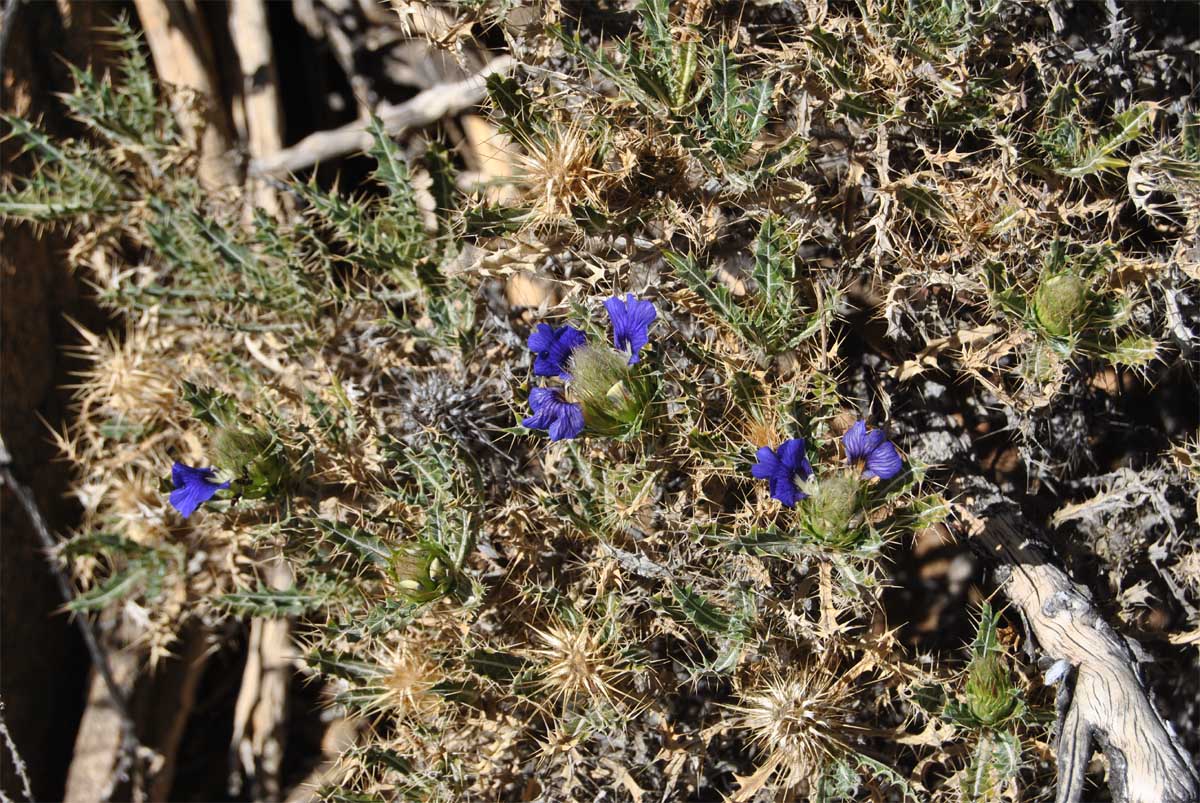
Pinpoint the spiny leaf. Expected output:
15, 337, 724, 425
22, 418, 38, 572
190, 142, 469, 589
668, 583, 733, 634
314, 518, 392, 567
751, 215, 790, 305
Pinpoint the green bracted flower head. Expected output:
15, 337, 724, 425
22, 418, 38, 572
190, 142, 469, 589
1033, 272, 1091, 339
797, 470, 870, 551
212, 425, 286, 499
965, 652, 1020, 727
391, 541, 455, 604
568, 344, 654, 438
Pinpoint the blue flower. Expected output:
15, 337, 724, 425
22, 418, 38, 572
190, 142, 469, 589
604, 294, 656, 365
169, 462, 231, 518
528, 323, 586, 379
843, 420, 903, 480
522, 387, 584, 441
750, 438, 813, 508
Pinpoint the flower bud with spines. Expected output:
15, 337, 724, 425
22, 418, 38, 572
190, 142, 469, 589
796, 471, 870, 551
391, 540, 456, 604
964, 651, 1020, 728
569, 345, 654, 438
212, 425, 286, 499
1032, 271, 1091, 339
949, 602, 1024, 730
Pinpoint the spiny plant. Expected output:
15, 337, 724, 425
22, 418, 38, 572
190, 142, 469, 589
3, 1, 1198, 800
943, 603, 1031, 802
665, 215, 835, 358
729, 655, 924, 802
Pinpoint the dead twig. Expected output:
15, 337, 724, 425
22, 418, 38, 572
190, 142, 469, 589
0, 701, 33, 802
250, 55, 515, 177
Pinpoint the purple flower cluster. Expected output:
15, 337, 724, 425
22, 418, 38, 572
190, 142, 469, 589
522, 294, 656, 441
750, 420, 902, 507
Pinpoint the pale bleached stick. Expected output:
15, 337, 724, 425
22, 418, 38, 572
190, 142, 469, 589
228, 558, 294, 800
229, 0, 285, 214
250, 55, 514, 177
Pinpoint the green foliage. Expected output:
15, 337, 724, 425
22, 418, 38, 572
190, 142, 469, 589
961, 729, 1022, 801
881, 0, 1003, 59
702, 45, 771, 163
568, 345, 656, 438
219, 581, 336, 617
485, 74, 541, 146
946, 603, 1025, 730
1040, 87, 1155, 179
666, 217, 830, 357
662, 583, 753, 673
989, 241, 1158, 371
60, 532, 176, 612
291, 113, 439, 299
795, 473, 872, 551
552, 1, 805, 189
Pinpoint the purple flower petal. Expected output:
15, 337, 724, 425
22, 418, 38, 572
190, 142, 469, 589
527, 323, 556, 354
522, 387, 584, 441
842, 420, 870, 462
777, 438, 813, 481
547, 402, 584, 441
843, 420, 903, 481
750, 446, 780, 478
863, 440, 903, 480
774, 476, 802, 507
604, 294, 656, 365
750, 438, 812, 508
528, 324, 586, 378
169, 462, 230, 519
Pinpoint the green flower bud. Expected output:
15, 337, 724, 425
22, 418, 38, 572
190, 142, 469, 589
797, 472, 869, 550
965, 653, 1019, 727
1033, 273, 1090, 338
569, 345, 654, 438
212, 426, 286, 498
391, 541, 455, 604
213, 427, 269, 472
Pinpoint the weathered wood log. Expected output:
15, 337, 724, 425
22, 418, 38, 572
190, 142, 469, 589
953, 479, 1199, 803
